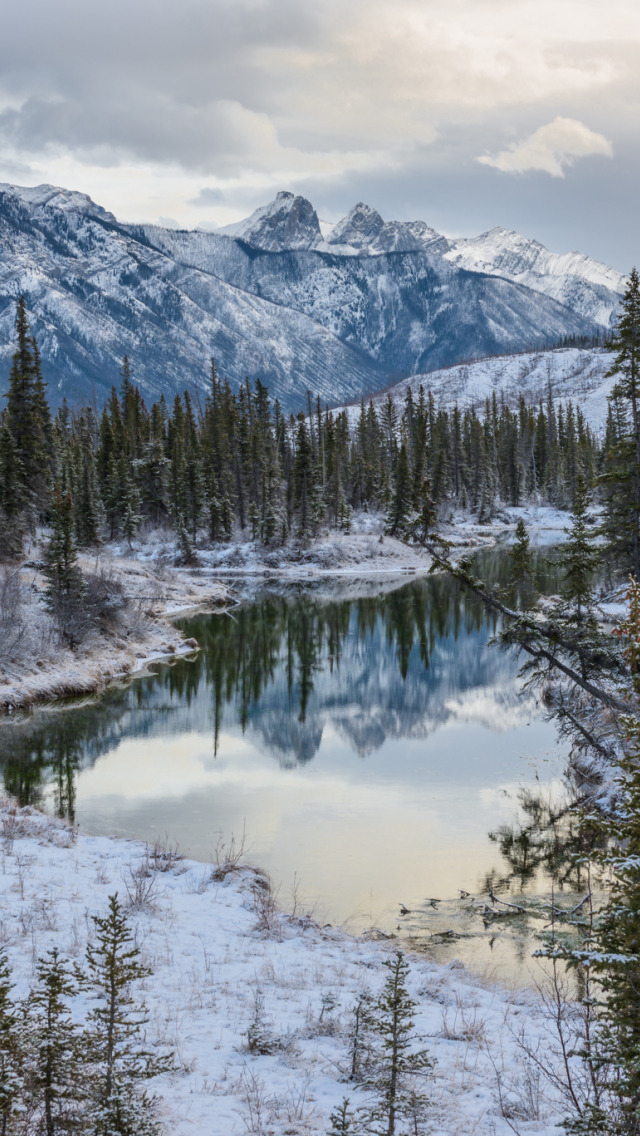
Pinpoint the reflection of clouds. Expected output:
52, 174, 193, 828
443, 687, 537, 732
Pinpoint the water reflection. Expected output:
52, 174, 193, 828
0, 552, 574, 981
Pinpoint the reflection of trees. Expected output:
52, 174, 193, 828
488, 787, 602, 891
0, 555, 555, 819
169, 574, 501, 753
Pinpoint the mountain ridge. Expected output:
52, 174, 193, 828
0, 181, 623, 411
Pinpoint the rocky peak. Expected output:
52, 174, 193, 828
219, 191, 322, 252
326, 202, 385, 250
0, 182, 117, 223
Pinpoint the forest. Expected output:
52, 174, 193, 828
0, 297, 610, 567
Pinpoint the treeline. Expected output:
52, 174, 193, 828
0, 297, 602, 566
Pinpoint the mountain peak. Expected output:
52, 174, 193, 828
327, 202, 385, 250
217, 192, 321, 252
0, 182, 116, 223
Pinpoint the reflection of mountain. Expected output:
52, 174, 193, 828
0, 561, 555, 809
240, 618, 529, 762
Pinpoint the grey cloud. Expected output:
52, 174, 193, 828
0, 0, 637, 267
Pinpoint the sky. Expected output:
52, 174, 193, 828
0, 0, 637, 270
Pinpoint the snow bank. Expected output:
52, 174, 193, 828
0, 802, 566, 1135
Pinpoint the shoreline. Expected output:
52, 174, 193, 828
0, 505, 570, 719
0, 798, 564, 1135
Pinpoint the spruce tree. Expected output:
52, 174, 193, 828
84, 894, 171, 1136
510, 518, 534, 608
26, 949, 85, 1136
559, 470, 600, 625
0, 953, 24, 1136
44, 485, 86, 647
584, 580, 640, 1135
361, 951, 432, 1136
386, 443, 412, 537
0, 420, 25, 560
4, 298, 52, 524
328, 1097, 355, 1134
600, 268, 640, 577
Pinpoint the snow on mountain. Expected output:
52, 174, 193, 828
0, 185, 380, 409
444, 227, 625, 327
216, 193, 622, 328
335, 347, 614, 432
144, 223, 601, 381
0, 182, 117, 223
216, 190, 321, 251
0, 181, 621, 412
322, 201, 447, 255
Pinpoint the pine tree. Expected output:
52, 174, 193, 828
328, 1097, 355, 1134
26, 949, 85, 1136
510, 519, 534, 608
0, 420, 25, 560
43, 485, 86, 647
600, 268, 640, 577
386, 443, 412, 537
584, 581, 640, 1135
559, 470, 600, 625
84, 895, 172, 1135
4, 298, 52, 524
0, 953, 24, 1136
361, 951, 432, 1136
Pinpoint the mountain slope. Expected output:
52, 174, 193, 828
0, 186, 382, 407
443, 227, 623, 327
0, 182, 623, 411
334, 346, 613, 431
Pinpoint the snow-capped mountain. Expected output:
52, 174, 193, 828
0, 183, 624, 411
443, 227, 624, 327
216, 190, 323, 251
334, 346, 614, 431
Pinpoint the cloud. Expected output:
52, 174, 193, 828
477, 117, 613, 177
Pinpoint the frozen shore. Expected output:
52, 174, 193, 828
0, 505, 570, 717
0, 548, 232, 715
0, 800, 566, 1135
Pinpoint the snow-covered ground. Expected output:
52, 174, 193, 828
0, 546, 230, 714
337, 347, 613, 432
2, 508, 571, 715
0, 801, 569, 1135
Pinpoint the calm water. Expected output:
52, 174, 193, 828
0, 549, 582, 982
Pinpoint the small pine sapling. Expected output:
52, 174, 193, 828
245, 987, 275, 1055
361, 952, 433, 1136
84, 894, 172, 1136
347, 990, 375, 1083
328, 1096, 355, 1134
26, 948, 86, 1136
0, 953, 24, 1136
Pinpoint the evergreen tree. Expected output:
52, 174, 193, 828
0, 954, 24, 1136
26, 949, 85, 1135
0, 420, 25, 559
328, 1097, 355, 1134
510, 519, 534, 608
84, 895, 171, 1135
386, 443, 412, 536
585, 581, 640, 1135
600, 268, 640, 576
43, 485, 86, 647
4, 298, 52, 523
559, 470, 600, 625
361, 952, 432, 1136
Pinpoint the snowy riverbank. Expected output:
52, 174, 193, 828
0, 505, 571, 716
0, 548, 231, 715
0, 801, 567, 1135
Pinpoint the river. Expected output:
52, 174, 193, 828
0, 546, 584, 983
